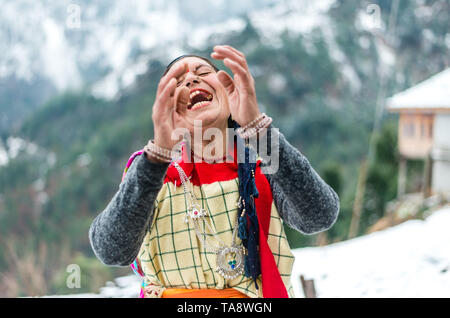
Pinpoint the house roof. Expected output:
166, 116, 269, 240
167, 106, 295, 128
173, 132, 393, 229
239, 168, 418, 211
387, 68, 450, 111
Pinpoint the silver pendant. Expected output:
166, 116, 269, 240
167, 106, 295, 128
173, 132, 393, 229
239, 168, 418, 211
185, 204, 207, 223
216, 246, 245, 280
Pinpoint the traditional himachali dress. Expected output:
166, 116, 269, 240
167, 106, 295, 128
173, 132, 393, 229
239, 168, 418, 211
89, 127, 340, 298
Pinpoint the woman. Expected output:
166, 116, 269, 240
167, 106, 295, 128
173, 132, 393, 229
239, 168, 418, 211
89, 45, 340, 298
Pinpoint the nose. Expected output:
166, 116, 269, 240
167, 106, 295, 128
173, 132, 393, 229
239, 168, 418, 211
184, 73, 201, 87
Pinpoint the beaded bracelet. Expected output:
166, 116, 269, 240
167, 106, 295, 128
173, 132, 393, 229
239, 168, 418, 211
144, 140, 176, 163
235, 113, 267, 136
144, 148, 171, 163
144, 146, 171, 163
237, 115, 273, 139
243, 113, 267, 129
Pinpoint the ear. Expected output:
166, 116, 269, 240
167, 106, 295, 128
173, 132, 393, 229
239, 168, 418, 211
217, 70, 235, 95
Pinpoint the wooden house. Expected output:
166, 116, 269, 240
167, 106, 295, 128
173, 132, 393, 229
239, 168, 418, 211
387, 68, 450, 197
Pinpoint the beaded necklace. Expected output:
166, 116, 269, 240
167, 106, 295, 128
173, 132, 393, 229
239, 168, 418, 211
173, 161, 246, 280
191, 151, 229, 163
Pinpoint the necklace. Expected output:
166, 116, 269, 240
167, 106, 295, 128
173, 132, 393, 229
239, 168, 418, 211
173, 162, 245, 280
191, 151, 229, 163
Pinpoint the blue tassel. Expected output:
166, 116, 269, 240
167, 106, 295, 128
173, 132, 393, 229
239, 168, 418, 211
238, 215, 247, 240
233, 120, 261, 290
251, 181, 259, 198
244, 255, 250, 277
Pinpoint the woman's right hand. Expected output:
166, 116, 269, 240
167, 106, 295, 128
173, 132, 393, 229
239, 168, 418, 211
151, 61, 190, 153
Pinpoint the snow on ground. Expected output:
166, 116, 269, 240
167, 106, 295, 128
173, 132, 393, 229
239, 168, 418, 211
291, 206, 450, 298
97, 275, 141, 298
43, 274, 142, 298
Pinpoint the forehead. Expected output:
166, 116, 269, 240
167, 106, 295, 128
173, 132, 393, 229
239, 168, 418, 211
172, 56, 215, 71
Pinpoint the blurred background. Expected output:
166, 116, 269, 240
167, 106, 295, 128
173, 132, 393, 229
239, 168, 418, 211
0, 0, 449, 297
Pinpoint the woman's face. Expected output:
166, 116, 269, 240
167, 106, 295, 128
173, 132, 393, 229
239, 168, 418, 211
170, 56, 230, 132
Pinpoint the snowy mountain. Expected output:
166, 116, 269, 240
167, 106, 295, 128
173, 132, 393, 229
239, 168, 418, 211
0, 0, 338, 97
0, 0, 342, 134
1, 0, 448, 132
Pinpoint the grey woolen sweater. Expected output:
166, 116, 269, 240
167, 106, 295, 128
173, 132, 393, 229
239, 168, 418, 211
89, 127, 340, 266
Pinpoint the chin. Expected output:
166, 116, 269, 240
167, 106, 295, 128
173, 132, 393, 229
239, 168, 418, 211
189, 105, 227, 129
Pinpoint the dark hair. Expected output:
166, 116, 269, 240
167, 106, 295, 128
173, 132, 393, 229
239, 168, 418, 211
162, 54, 219, 77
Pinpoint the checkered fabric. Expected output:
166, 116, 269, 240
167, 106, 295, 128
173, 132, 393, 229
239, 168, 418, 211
136, 175, 295, 298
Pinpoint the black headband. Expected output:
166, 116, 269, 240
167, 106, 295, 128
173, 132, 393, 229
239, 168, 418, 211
162, 54, 219, 76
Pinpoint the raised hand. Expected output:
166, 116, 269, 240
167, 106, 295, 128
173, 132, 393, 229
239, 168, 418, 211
151, 62, 190, 153
211, 45, 262, 127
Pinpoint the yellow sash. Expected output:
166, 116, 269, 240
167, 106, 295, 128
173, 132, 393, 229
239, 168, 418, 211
162, 288, 249, 298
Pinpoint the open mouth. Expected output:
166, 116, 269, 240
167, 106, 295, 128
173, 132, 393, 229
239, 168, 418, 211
187, 88, 213, 111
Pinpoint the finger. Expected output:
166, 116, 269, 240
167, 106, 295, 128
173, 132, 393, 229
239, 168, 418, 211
217, 70, 235, 95
161, 77, 177, 99
157, 78, 177, 114
223, 57, 249, 80
211, 50, 243, 63
157, 62, 188, 95
158, 62, 187, 95
175, 86, 190, 114
214, 44, 244, 58
210, 52, 225, 60
213, 46, 247, 69
222, 45, 245, 58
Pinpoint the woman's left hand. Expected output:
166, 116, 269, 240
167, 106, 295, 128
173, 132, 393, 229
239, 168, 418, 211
211, 45, 261, 127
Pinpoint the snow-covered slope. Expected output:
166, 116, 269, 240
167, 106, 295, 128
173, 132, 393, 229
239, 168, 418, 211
43, 275, 141, 298
291, 206, 450, 298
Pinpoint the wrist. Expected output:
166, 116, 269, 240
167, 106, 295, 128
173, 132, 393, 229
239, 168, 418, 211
239, 111, 262, 128
144, 151, 168, 164
236, 113, 272, 139
144, 139, 180, 163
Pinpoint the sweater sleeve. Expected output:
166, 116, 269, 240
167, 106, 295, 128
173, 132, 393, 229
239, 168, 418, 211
88, 153, 169, 266
260, 126, 340, 235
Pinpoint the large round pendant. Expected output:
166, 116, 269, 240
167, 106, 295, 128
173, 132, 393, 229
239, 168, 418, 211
216, 246, 245, 280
